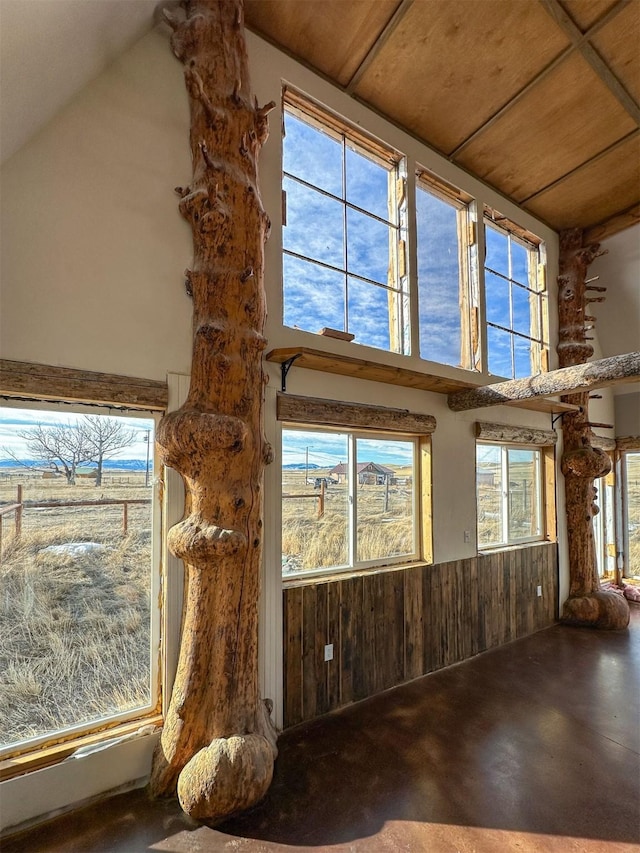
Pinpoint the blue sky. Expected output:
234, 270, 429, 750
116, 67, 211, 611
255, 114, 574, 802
0, 405, 155, 462
282, 428, 414, 468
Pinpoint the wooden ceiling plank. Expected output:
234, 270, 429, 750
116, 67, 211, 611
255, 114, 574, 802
521, 128, 639, 204
346, 0, 414, 95
524, 133, 640, 231
540, 0, 640, 123
451, 0, 628, 158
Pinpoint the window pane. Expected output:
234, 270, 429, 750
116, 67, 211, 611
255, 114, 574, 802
485, 271, 510, 328
356, 438, 414, 562
512, 284, 532, 337
0, 408, 156, 750
283, 255, 345, 333
513, 335, 533, 379
485, 225, 508, 276
346, 145, 390, 221
281, 430, 349, 573
283, 112, 342, 197
507, 449, 540, 540
284, 177, 344, 268
511, 240, 529, 286
347, 277, 392, 352
416, 187, 463, 367
477, 444, 503, 547
487, 325, 513, 377
346, 208, 391, 285
626, 452, 640, 578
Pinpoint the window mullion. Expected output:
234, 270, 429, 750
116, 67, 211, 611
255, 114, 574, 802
502, 447, 510, 545
349, 434, 357, 567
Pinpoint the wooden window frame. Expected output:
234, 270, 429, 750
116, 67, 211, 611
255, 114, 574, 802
278, 394, 434, 579
0, 364, 166, 781
282, 90, 409, 356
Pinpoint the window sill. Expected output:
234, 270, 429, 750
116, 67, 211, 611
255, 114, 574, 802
0, 714, 163, 783
477, 539, 552, 555
283, 559, 431, 588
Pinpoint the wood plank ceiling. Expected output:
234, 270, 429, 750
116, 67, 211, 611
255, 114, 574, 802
245, 0, 640, 240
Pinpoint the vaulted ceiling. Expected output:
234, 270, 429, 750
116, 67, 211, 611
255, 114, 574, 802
1, 0, 638, 242
245, 0, 640, 241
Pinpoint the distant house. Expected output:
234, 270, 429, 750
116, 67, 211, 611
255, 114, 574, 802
329, 461, 395, 486
477, 470, 495, 487
76, 467, 98, 480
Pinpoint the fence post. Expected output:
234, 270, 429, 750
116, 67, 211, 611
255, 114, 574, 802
0, 514, 3, 562
16, 485, 23, 540
318, 480, 325, 519
123, 501, 129, 535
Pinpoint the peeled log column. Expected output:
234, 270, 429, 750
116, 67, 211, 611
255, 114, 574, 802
557, 229, 629, 630
149, 0, 277, 820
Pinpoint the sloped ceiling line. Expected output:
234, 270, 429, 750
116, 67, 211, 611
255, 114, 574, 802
450, 0, 631, 159
345, 0, 414, 95
521, 128, 640, 205
540, 0, 640, 123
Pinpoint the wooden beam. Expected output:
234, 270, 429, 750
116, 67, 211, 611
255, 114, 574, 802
584, 203, 640, 243
475, 421, 557, 446
0, 358, 167, 411
448, 353, 640, 411
540, 0, 640, 125
277, 392, 436, 434
617, 435, 640, 452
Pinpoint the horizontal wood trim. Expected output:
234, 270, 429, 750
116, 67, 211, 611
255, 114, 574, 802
584, 203, 640, 244
266, 348, 578, 414
590, 434, 616, 451
277, 392, 436, 434
283, 542, 558, 727
617, 435, 640, 452
475, 421, 557, 445
0, 359, 168, 411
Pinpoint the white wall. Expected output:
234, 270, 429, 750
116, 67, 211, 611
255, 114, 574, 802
0, 22, 567, 832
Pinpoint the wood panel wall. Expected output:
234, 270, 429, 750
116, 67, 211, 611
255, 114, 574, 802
283, 542, 558, 727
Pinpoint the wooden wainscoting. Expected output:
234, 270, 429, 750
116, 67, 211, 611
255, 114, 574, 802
283, 542, 558, 727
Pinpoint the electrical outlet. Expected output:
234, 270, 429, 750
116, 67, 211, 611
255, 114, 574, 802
536, 585, 542, 597
464, 530, 470, 543
324, 643, 333, 662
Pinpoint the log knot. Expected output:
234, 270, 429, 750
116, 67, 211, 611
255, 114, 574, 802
168, 518, 247, 562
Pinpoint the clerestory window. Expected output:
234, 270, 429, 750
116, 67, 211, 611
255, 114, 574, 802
483, 208, 548, 379
282, 92, 408, 354
416, 170, 478, 370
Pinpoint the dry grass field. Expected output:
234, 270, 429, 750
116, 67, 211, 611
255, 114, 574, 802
0, 471, 154, 749
627, 452, 640, 577
281, 466, 414, 573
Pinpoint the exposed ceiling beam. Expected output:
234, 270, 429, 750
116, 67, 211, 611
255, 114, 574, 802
450, 0, 630, 159
345, 0, 414, 95
447, 352, 640, 412
584, 203, 640, 243
540, 0, 640, 125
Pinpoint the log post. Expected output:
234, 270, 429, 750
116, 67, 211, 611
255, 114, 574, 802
557, 228, 629, 630
149, 0, 278, 821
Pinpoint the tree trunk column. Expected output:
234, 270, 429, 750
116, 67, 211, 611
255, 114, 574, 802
558, 229, 629, 629
149, 0, 277, 820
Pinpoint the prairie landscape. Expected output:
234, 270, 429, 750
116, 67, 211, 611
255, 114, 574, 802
0, 470, 155, 749
281, 465, 414, 573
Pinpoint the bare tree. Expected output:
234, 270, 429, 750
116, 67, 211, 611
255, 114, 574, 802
79, 417, 138, 486
15, 422, 93, 485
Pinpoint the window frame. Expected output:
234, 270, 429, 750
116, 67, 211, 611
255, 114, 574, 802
476, 440, 546, 551
482, 206, 548, 380
0, 395, 163, 776
415, 169, 479, 372
282, 90, 409, 356
621, 447, 640, 580
281, 423, 422, 580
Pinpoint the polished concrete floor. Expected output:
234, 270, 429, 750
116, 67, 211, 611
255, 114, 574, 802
4, 607, 640, 853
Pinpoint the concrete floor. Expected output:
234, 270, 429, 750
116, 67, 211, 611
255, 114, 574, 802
4, 607, 640, 853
